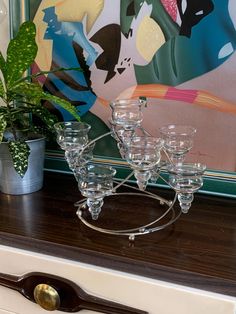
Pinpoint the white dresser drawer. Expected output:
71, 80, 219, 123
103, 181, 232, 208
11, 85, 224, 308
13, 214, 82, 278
0, 244, 235, 314
0, 310, 17, 314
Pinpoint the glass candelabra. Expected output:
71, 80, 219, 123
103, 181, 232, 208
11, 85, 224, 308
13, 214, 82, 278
54, 98, 206, 240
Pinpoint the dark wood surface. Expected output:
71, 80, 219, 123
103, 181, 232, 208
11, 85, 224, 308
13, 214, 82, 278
0, 171, 235, 297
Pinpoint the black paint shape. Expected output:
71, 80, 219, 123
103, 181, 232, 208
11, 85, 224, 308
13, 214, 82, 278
127, 1, 135, 16
72, 41, 96, 96
117, 67, 126, 74
90, 24, 121, 83
177, 0, 214, 37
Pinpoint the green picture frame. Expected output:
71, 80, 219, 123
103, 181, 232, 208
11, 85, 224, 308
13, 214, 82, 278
8, 0, 236, 198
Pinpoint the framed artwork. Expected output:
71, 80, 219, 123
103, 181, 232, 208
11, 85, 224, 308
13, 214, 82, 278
9, 0, 236, 197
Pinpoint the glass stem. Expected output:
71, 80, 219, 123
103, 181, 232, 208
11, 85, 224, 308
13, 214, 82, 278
177, 193, 194, 213
171, 154, 185, 165
87, 198, 104, 220
134, 170, 151, 191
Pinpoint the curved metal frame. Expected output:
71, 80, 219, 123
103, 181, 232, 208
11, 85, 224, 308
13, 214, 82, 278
74, 129, 182, 240
76, 192, 180, 241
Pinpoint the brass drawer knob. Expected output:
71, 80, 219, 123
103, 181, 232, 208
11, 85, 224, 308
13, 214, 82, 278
34, 283, 60, 311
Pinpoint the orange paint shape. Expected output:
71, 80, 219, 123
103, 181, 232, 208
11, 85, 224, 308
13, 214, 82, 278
117, 84, 236, 115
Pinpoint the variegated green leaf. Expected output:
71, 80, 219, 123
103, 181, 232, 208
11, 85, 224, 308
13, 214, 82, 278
40, 93, 81, 121
0, 78, 4, 98
0, 114, 7, 142
8, 141, 30, 177
6, 21, 38, 87
0, 51, 6, 80
10, 81, 44, 103
10, 84, 81, 135
16, 66, 83, 84
30, 105, 58, 130
12, 82, 81, 121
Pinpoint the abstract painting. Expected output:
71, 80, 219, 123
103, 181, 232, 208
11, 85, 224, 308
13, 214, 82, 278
18, 0, 236, 179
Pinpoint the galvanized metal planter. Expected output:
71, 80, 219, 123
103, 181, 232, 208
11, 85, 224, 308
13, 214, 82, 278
0, 137, 45, 195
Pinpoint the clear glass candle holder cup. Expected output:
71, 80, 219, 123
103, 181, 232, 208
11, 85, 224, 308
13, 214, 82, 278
125, 136, 164, 190
125, 136, 164, 171
77, 164, 116, 220
110, 98, 146, 130
168, 163, 206, 213
54, 121, 91, 151
160, 124, 196, 163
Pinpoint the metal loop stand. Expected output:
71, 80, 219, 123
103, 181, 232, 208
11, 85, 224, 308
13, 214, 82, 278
74, 128, 182, 241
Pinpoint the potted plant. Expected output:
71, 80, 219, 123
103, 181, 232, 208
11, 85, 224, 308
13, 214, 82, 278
0, 21, 81, 194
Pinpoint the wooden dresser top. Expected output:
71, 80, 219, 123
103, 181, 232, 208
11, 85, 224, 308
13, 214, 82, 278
0, 171, 235, 297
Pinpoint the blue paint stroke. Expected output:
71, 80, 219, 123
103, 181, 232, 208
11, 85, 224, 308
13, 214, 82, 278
42, 6, 96, 119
